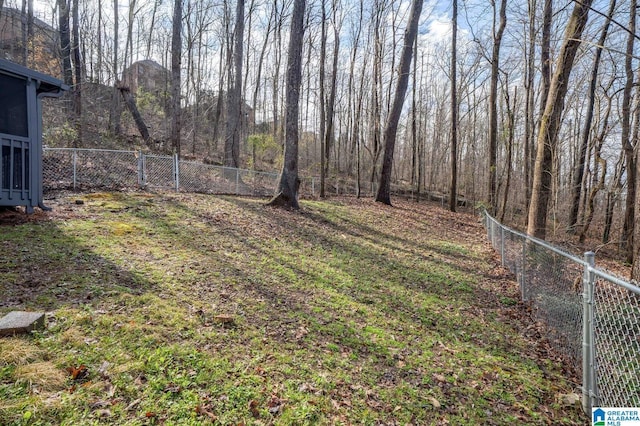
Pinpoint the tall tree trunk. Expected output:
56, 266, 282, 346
170, 0, 183, 155
526, 0, 593, 238
211, 33, 226, 155
539, 0, 552, 119
146, 0, 160, 59
251, 5, 273, 131
57, 0, 73, 86
488, 0, 507, 214
567, 0, 615, 233
324, 12, 340, 180
20, 0, 33, 66
449, 0, 458, 212
603, 153, 625, 244
109, 0, 121, 136
319, 0, 327, 197
499, 85, 516, 223
375, 0, 423, 205
411, 34, 418, 191
71, 0, 82, 146
224, 0, 245, 168
267, 0, 306, 209
369, 4, 383, 187
96, 0, 103, 83
524, 0, 536, 219
579, 125, 609, 244
621, 0, 637, 262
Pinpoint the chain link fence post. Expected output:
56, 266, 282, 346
521, 239, 527, 302
500, 226, 505, 267
72, 148, 77, 190
236, 168, 240, 195
173, 154, 180, 192
137, 151, 144, 187
582, 251, 596, 414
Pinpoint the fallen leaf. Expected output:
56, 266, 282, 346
427, 396, 441, 409
195, 404, 217, 420
558, 393, 581, 406
66, 365, 89, 382
298, 382, 315, 393
268, 404, 282, 415
433, 374, 446, 383
90, 400, 111, 409
295, 326, 309, 339
163, 383, 181, 394
93, 408, 112, 418
98, 361, 110, 378
104, 381, 116, 398
125, 398, 141, 411
248, 399, 260, 417
214, 314, 235, 324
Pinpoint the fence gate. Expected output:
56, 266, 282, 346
142, 154, 177, 190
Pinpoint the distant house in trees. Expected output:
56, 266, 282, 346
121, 60, 170, 98
0, 7, 59, 77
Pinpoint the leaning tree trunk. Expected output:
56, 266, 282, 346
375, 0, 423, 205
119, 87, 151, 144
526, 0, 593, 239
267, 0, 306, 209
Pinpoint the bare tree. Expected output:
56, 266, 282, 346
108, 0, 121, 136
267, 0, 306, 209
319, 0, 327, 197
449, 0, 458, 212
499, 83, 516, 223
567, 0, 616, 233
523, 0, 537, 218
375, 0, 423, 205
487, 0, 507, 214
57, 0, 73, 86
170, 0, 183, 155
224, 0, 245, 168
621, 0, 637, 262
526, 0, 593, 238
324, 2, 341, 182
71, 0, 82, 145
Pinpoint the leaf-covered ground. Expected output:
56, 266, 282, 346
0, 192, 586, 425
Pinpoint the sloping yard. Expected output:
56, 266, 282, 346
0, 192, 585, 425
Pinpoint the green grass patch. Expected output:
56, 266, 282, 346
0, 193, 585, 425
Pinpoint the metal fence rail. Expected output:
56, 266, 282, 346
484, 211, 640, 413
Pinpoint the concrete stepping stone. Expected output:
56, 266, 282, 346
0, 311, 45, 336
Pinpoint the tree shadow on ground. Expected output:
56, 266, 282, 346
0, 206, 154, 312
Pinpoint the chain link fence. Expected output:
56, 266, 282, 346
42, 148, 380, 198
42, 148, 284, 196
42, 148, 443, 200
43, 148, 140, 190
484, 211, 640, 413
